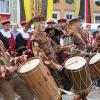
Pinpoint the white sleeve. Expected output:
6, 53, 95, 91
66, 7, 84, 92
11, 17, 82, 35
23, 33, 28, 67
60, 38, 64, 46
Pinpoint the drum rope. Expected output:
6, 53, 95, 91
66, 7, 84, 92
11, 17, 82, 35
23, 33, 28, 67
24, 73, 39, 98
89, 57, 100, 80
34, 67, 52, 99
79, 70, 83, 95
89, 65, 99, 80
19, 71, 39, 99
86, 66, 92, 85
37, 63, 58, 100
79, 66, 91, 94
93, 63, 100, 78
71, 70, 81, 93
85, 65, 92, 89
40, 61, 62, 99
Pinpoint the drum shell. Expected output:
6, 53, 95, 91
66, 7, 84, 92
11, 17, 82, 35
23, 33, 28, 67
65, 64, 92, 94
18, 59, 61, 100
89, 61, 100, 81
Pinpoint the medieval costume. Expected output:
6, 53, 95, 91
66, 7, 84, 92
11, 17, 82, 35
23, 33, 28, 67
0, 40, 34, 100
15, 25, 30, 56
0, 19, 15, 54
67, 17, 91, 100
28, 16, 71, 91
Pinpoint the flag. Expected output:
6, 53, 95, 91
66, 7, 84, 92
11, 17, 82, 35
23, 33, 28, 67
79, 0, 91, 23
85, 0, 91, 23
31, 0, 35, 17
24, 0, 31, 21
79, 0, 85, 20
42, 0, 48, 17
20, 0, 53, 21
20, 0, 31, 22
47, 0, 53, 19
20, 0, 26, 22
74, 0, 81, 17
34, 0, 53, 19
38, 0, 43, 15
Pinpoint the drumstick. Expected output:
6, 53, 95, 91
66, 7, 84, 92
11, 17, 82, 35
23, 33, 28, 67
59, 88, 73, 95
65, 61, 78, 67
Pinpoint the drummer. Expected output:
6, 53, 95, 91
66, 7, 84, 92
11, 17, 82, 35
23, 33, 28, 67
67, 17, 90, 100
0, 40, 34, 100
28, 15, 71, 91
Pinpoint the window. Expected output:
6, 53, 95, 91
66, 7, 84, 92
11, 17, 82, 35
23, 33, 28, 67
65, 11, 74, 20
53, 0, 59, 3
0, 0, 9, 13
94, 13, 100, 23
94, 0, 100, 6
65, 0, 74, 4
53, 11, 60, 20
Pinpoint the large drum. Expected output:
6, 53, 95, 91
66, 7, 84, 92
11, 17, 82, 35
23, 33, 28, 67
64, 56, 92, 94
89, 53, 100, 81
18, 58, 61, 100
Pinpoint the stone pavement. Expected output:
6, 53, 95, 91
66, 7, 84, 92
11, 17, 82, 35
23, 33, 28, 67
0, 87, 100, 100
62, 87, 100, 100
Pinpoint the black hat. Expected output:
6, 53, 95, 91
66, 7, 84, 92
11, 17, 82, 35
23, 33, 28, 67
45, 26, 62, 36
47, 20, 56, 24
58, 18, 67, 23
69, 17, 82, 25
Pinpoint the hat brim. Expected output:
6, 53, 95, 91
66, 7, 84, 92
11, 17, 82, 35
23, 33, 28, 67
30, 15, 46, 24
47, 22, 56, 24
1, 21, 10, 25
69, 17, 82, 24
45, 28, 62, 36
58, 19, 67, 23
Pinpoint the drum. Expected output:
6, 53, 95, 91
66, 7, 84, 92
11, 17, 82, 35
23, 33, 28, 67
18, 58, 61, 100
64, 56, 92, 94
89, 53, 100, 81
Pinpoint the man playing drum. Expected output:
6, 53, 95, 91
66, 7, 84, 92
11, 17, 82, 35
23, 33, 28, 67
28, 15, 71, 91
29, 16, 63, 86
66, 17, 93, 100
0, 39, 34, 100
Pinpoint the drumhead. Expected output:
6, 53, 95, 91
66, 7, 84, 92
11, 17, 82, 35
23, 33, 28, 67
89, 53, 100, 64
18, 59, 40, 73
65, 56, 86, 70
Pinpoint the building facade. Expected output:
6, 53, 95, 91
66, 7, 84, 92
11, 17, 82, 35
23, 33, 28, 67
53, 0, 100, 23
0, 0, 100, 24
0, 0, 19, 24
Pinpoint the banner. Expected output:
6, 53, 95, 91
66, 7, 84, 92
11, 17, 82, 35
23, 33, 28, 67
38, 0, 43, 15
20, 0, 26, 21
20, 0, 53, 21
24, 0, 31, 21
42, 0, 47, 17
47, 0, 53, 19
31, 0, 35, 17
74, 0, 81, 17
79, 0, 85, 20
85, 0, 91, 23
20, 0, 31, 22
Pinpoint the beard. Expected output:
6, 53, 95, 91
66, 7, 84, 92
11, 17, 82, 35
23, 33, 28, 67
40, 27, 45, 32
